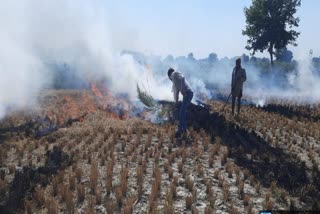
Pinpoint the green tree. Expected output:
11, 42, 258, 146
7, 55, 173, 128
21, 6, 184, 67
243, 0, 301, 66
275, 48, 293, 62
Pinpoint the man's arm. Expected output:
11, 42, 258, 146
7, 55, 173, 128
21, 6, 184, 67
172, 85, 179, 103
242, 69, 247, 82
174, 91, 179, 103
171, 72, 180, 103
231, 69, 235, 91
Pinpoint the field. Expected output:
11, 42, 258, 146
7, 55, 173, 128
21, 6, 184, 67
0, 89, 320, 213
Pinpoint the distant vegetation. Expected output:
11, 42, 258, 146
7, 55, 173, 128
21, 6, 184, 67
46, 49, 320, 92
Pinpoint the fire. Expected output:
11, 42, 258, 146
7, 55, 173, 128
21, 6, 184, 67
39, 82, 133, 127
90, 83, 103, 99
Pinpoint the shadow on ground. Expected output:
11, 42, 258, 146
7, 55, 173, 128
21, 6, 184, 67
0, 146, 70, 214
169, 102, 320, 208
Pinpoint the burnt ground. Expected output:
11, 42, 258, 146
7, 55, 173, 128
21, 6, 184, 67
0, 92, 319, 213
255, 104, 320, 122
0, 146, 70, 213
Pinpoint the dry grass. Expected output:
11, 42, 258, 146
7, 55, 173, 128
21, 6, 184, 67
270, 181, 277, 194
2, 97, 319, 213
0, 169, 5, 180
178, 161, 183, 173
115, 186, 123, 208
265, 192, 271, 202
197, 163, 204, 177
204, 206, 213, 214
243, 169, 250, 181
163, 160, 169, 172
256, 181, 261, 194
209, 157, 214, 168
185, 177, 194, 192
226, 163, 233, 178
96, 187, 102, 205
89, 161, 99, 195
33, 186, 45, 207
86, 195, 95, 214
65, 188, 75, 214
206, 180, 213, 196
214, 169, 220, 179
247, 203, 254, 214
170, 182, 177, 199
105, 199, 115, 213
120, 165, 129, 197
8, 165, 16, 175
24, 200, 34, 214
266, 199, 273, 210
123, 197, 135, 214
69, 173, 76, 191
52, 176, 59, 197
164, 201, 174, 214
76, 184, 85, 204
230, 205, 239, 214
243, 194, 250, 206
46, 197, 59, 214
223, 181, 230, 202
238, 181, 244, 199
106, 161, 114, 195
168, 167, 174, 180
185, 195, 193, 210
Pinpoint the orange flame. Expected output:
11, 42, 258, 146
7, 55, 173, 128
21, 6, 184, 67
90, 83, 103, 98
40, 82, 133, 127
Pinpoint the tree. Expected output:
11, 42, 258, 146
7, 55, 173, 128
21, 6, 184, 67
187, 52, 196, 61
275, 48, 293, 62
241, 54, 250, 63
208, 53, 218, 63
242, 0, 301, 66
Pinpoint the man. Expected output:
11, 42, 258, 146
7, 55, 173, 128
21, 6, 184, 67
231, 58, 246, 116
168, 68, 194, 137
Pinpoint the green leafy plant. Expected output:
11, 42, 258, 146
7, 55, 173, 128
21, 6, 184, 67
137, 84, 155, 108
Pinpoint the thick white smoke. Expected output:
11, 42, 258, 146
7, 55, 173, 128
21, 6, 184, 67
0, 2, 49, 118
0, 0, 173, 119
295, 56, 320, 101
1, 1, 319, 120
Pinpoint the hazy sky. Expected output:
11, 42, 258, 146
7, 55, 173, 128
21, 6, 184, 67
104, 0, 320, 59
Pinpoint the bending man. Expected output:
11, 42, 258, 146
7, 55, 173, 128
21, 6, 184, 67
168, 68, 194, 137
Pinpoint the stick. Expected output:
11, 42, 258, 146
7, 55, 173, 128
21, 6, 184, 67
221, 93, 232, 112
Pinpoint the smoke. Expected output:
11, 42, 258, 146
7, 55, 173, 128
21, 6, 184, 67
0, 0, 173, 119
1, 1, 319, 120
0, 2, 49, 118
159, 52, 320, 106
296, 57, 319, 94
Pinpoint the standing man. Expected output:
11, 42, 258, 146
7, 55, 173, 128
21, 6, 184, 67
168, 68, 194, 137
231, 58, 246, 116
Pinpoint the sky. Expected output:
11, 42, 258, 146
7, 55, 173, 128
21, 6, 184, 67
104, 0, 320, 60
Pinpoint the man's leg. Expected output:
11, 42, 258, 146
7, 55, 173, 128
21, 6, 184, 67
237, 97, 241, 115
237, 89, 242, 115
178, 100, 186, 134
178, 91, 193, 133
231, 96, 236, 115
182, 91, 193, 131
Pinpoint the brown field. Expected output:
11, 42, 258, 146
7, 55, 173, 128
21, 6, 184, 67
0, 89, 319, 213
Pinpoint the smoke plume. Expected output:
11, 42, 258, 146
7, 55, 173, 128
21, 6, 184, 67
1, 1, 319, 120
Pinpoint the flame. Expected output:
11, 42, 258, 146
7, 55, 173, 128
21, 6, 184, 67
37, 81, 136, 127
90, 83, 103, 98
